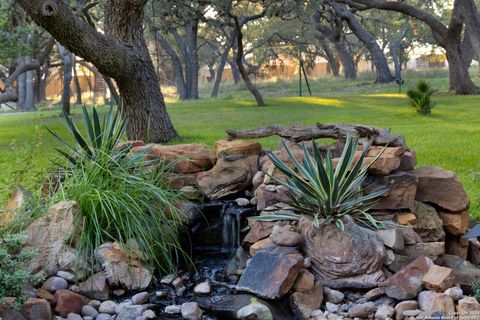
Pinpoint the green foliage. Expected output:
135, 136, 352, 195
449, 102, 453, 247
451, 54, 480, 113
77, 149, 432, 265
255, 136, 388, 230
48, 106, 186, 273
0, 233, 44, 309
473, 281, 480, 301
407, 80, 437, 115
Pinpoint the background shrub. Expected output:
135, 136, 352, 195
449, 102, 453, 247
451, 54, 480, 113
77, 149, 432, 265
407, 80, 437, 115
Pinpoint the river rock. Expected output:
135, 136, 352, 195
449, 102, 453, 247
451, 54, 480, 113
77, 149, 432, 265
94, 242, 152, 291
438, 210, 469, 236
54, 289, 88, 317
348, 302, 377, 318
302, 215, 386, 289
116, 305, 146, 320
81, 305, 98, 318
24, 201, 79, 274
365, 171, 417, 210
181, 302, 203, 320
414, 166, 469, 212
375, 304, 395, 320
394, 300, 418, 320
131, 291, 149, 304
324, 287, 344, 304
412, 201, 445, 242
134, 143, 216, 173
78, 272, 109, 300
290, 283, 323, 318
41, 276, 68, 293
421, 265, 454, 292
444, 287, 463, 300
236, 246, 303, 299
197, 294, 293, 320
194, 281, 211, 295
384, 256, 433, 300
269, 224, 302, 247
99, 300, 117, 314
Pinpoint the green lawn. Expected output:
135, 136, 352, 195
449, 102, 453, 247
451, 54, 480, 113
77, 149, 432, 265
2, 77, 480, 218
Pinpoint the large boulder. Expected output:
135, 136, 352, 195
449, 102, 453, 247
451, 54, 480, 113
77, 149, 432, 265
24, 201, 79, 274
364, 171, 417, 210
133, 143, 216, 173
94, 242, 152, 291
411, 201, 445, 242
197, 140, 260, 199
383, 256, 433, 300
236, 245, 303, 299
302, 215, 386, 289
414, 166, 469, 212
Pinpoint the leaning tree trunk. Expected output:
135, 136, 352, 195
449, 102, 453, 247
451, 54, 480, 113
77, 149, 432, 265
212, 33, 235, 98
322, 43, 340, 76
16, 0, 178, 142
233, 18, 266, 106
57, 43, 73, 114
17, 59, 26, 111
228, 57, 241, 84
334, 41, 357, 79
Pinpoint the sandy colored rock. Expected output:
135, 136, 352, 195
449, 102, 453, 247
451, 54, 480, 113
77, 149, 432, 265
79, 272, 109, 301
249, 237, 275, 256
394, 300, 418, 320
290, 283, 323, 318
293, 269, 315, 292
422, 265, 454, 292
397, 212, 417, 225
95, 242, 152, 291
214, 140, 262, 157
134, 143, 216, 173
457, 296, 480, 314
438, 210, 469, 236
414, 166, 469, 212
20, 298, 52, 320
24, 201, 79, 274
417, 291, 455, 315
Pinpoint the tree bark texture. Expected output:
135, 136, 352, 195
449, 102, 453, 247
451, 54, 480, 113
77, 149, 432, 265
329, 2, 394, 83
226, 123, 405, 147
16, 0, 178, 142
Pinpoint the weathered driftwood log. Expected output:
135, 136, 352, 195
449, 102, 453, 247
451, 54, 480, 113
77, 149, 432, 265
226, 123, 405, 147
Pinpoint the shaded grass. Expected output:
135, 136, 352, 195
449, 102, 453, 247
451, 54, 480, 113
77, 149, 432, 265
1, 77, 480, 219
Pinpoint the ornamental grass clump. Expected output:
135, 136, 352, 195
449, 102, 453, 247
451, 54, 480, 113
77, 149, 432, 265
47, 106, 185, 273
255, 135, 388, 230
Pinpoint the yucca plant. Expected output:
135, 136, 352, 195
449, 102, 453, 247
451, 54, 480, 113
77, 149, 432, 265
407, 80, 437, 115
255, 136, 388, 230
47, 106, 186, 273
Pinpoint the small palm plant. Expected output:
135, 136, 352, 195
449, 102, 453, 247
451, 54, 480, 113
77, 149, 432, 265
407, 80, 437, 115
47, 106, 185, 273
255, 135, 388, 230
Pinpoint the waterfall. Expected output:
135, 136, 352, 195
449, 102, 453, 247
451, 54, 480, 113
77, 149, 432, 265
221, 203, 242, 251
